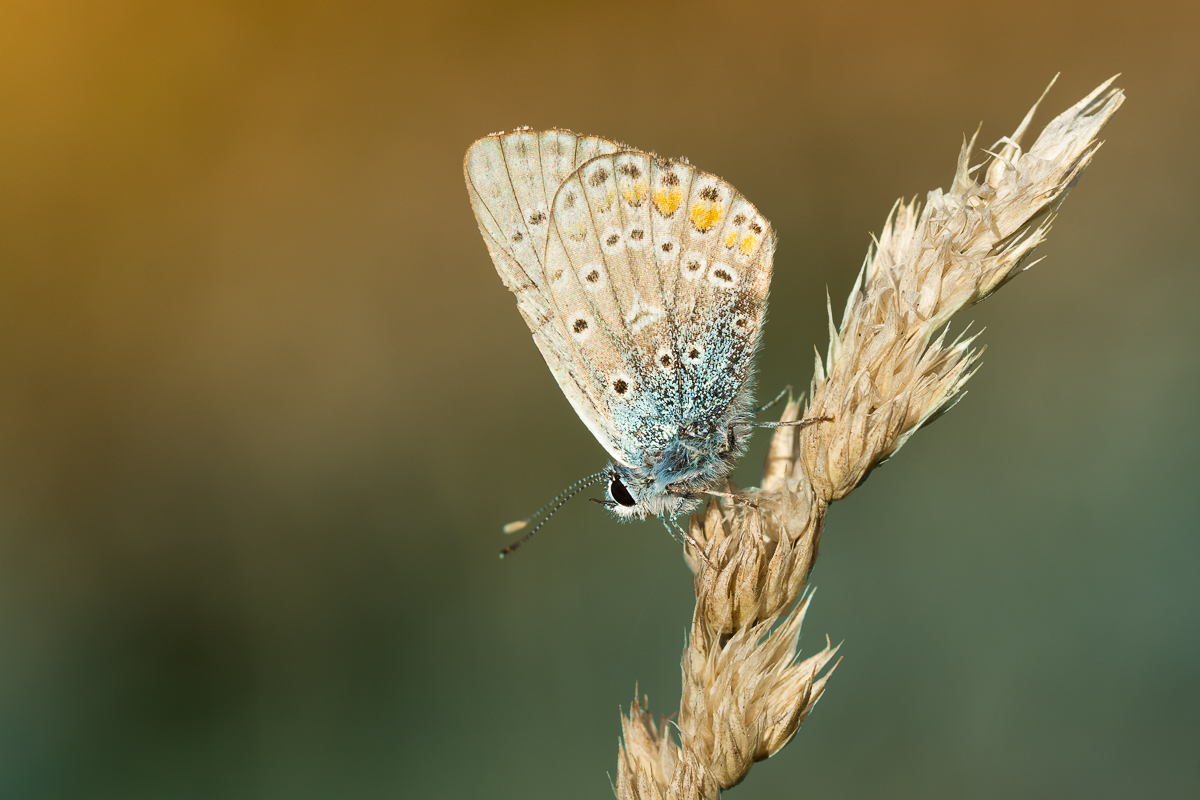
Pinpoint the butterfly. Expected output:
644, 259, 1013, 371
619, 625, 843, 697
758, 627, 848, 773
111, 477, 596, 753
465, 128, 798, 553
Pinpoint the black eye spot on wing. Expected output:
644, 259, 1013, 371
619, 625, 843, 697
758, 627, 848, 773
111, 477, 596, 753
588, 167, 610, 187
612, 378, 628, 395
573, 318, 588, 333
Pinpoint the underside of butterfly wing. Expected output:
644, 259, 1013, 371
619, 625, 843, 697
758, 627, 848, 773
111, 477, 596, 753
464, 129, 629, 460
540, 150, 776, 501
669, 171, 775, 434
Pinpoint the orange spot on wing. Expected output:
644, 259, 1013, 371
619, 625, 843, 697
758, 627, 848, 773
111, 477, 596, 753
689, 202, 723, 232
653, 188, 682, 216
739, 235, 756, 255
724, 232, 738, 248
623, 181, 647, 207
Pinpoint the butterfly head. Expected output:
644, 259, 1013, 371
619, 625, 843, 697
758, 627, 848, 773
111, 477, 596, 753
599, 415, 755, 521
602, 466, 685, 520
601, 462, 702, 520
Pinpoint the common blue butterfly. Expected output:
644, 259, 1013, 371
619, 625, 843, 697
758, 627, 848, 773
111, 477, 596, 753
465, 129, 798, 552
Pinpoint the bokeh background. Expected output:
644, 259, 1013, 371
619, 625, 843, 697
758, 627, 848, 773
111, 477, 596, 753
1, 1, 1197, 798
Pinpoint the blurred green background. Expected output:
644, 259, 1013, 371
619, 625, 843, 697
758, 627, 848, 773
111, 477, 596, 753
1, 1, 1196, 798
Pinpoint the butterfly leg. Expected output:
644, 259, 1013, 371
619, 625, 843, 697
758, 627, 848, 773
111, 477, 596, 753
751, 385, 792, 415
660, 514, 686, 544
662, 516, 712, 569
754, 414, 834, 429
702, 489, 760, 509
667, 483, 759, 510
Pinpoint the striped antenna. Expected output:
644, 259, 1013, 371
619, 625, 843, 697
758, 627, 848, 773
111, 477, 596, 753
499, 471, 606, 558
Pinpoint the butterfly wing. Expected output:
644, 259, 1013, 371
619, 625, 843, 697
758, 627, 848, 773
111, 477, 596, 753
543, 151, 774, 468
464, 129, 627, 457
664, 162, 775, 431
464, 129, 620, 326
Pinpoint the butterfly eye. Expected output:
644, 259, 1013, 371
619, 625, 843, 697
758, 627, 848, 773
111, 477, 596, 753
610, 477, 637, 507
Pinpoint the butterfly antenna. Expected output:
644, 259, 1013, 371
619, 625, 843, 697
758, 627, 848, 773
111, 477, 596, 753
499, 471, 606, 559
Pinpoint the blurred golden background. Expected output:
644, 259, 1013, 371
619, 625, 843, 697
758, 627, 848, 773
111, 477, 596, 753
0, 1, 1196, 797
